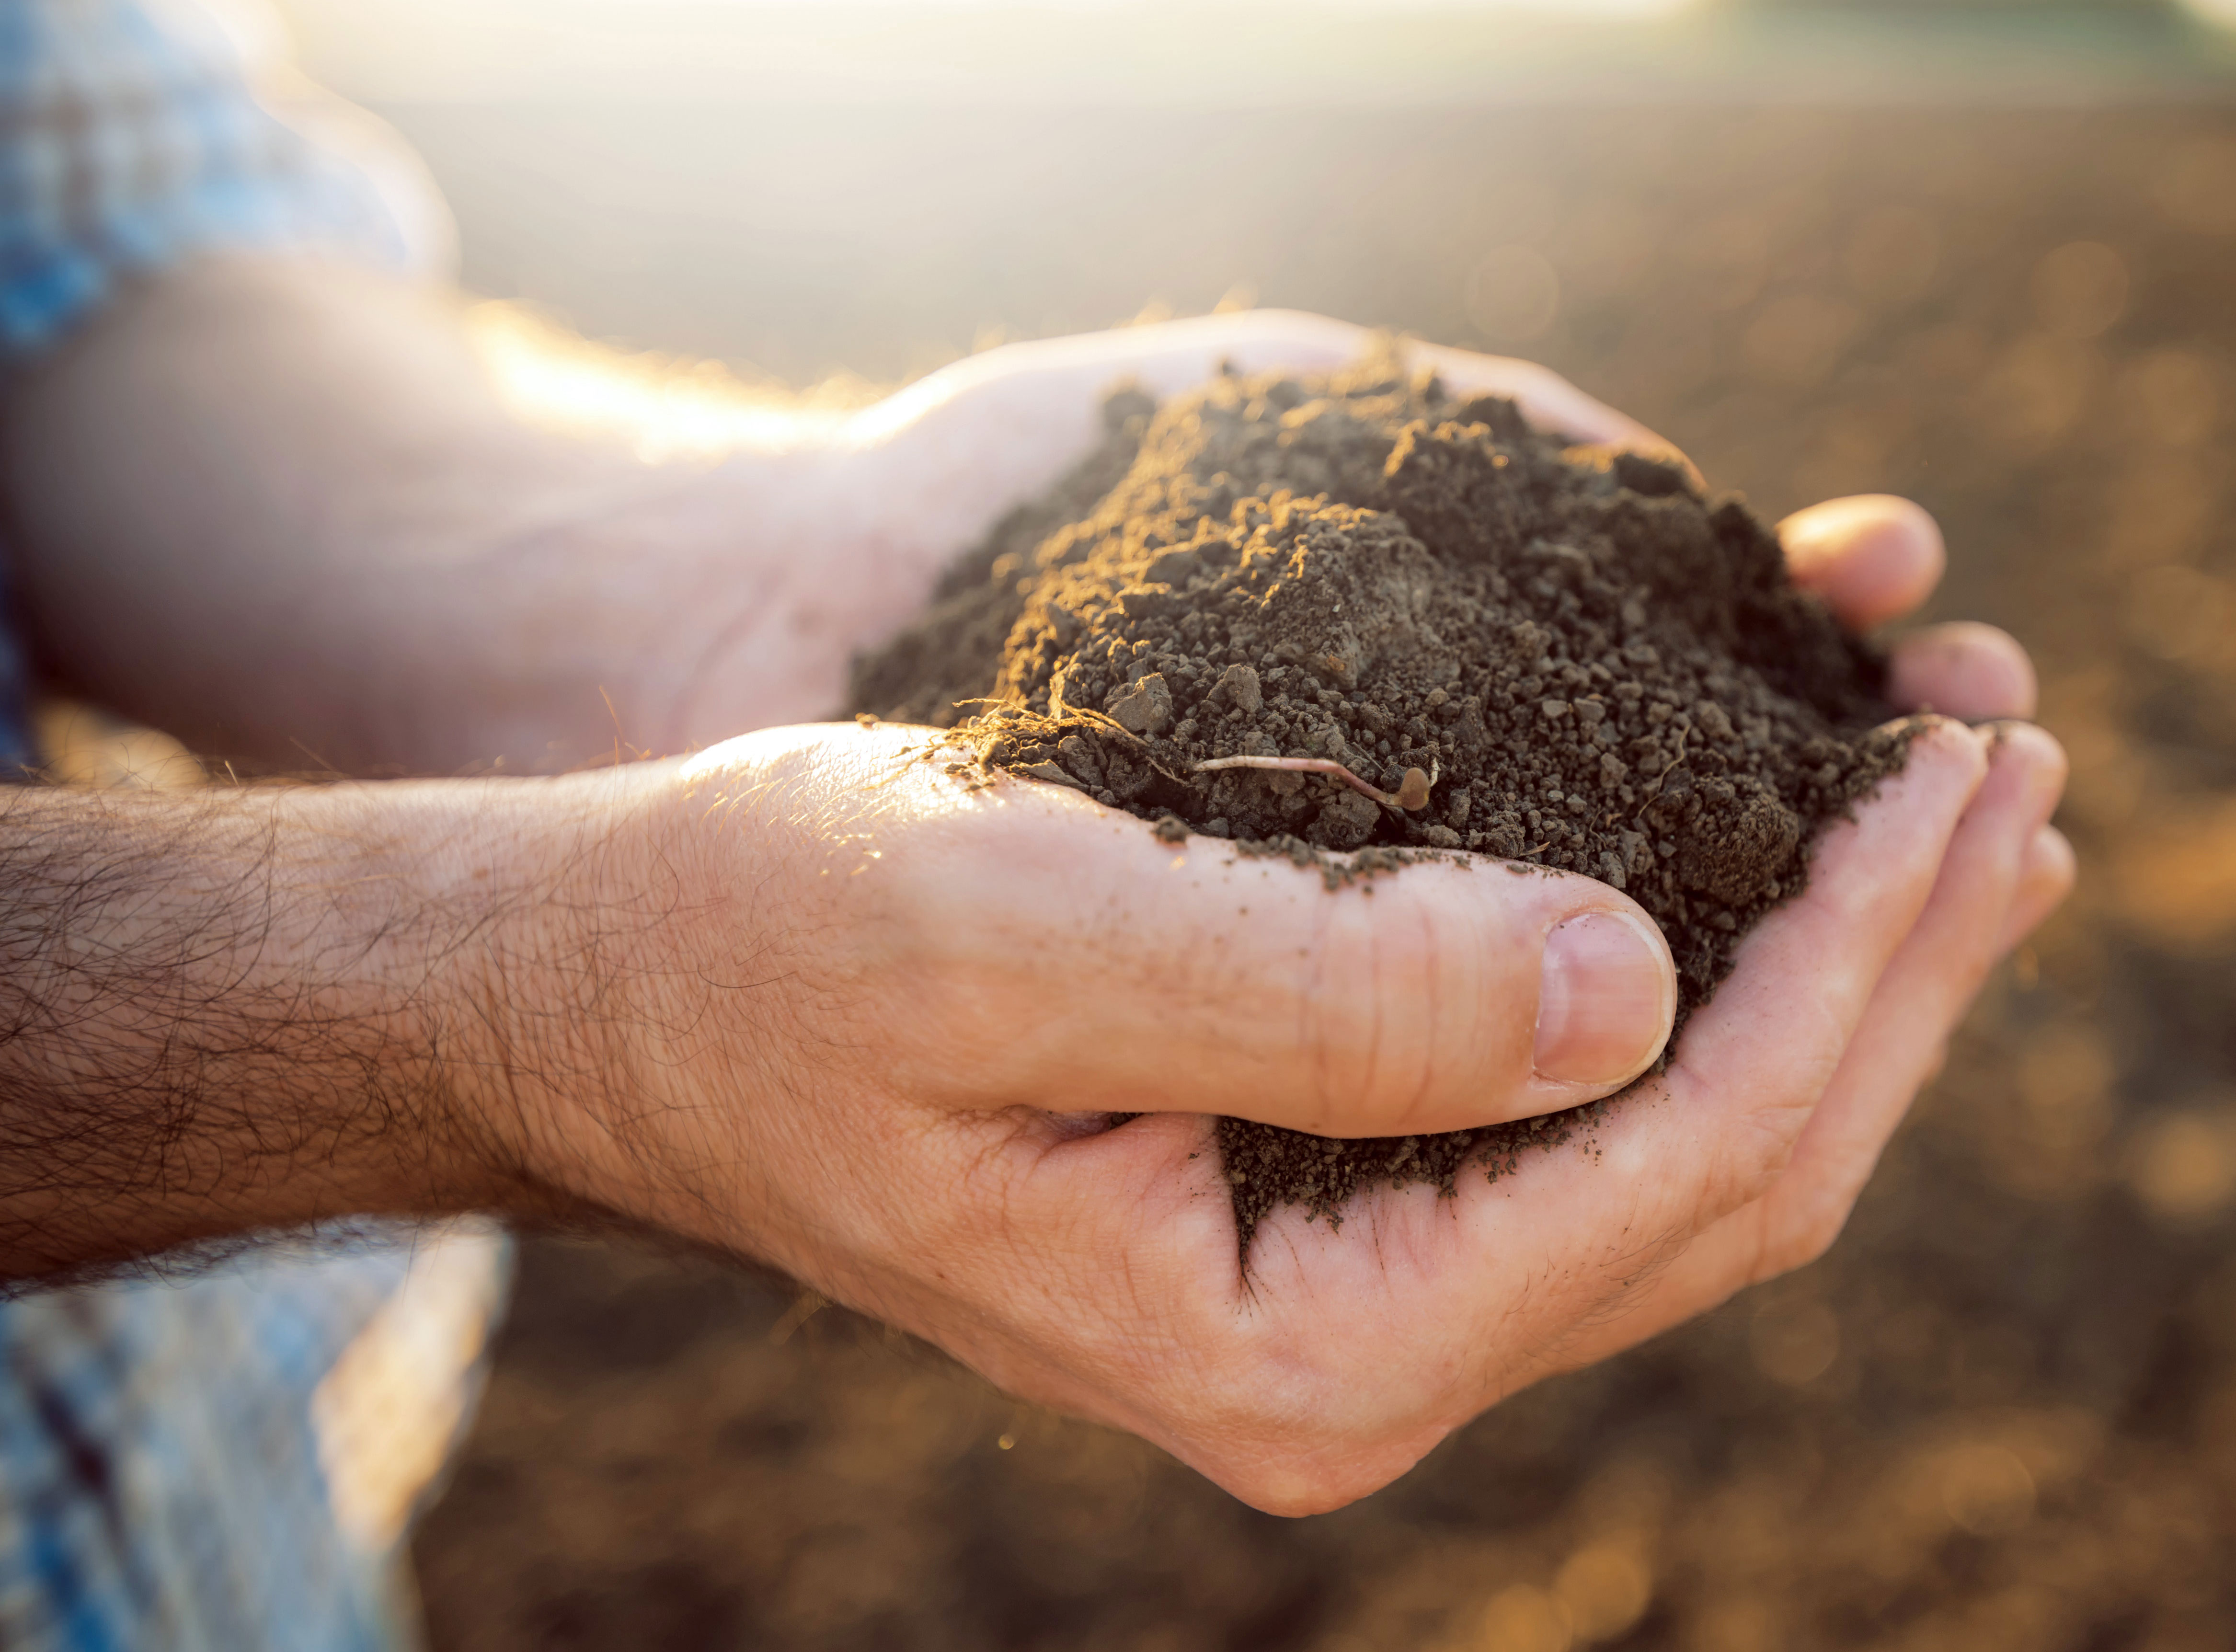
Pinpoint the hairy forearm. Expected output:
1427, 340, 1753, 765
0, 778, 580, 1283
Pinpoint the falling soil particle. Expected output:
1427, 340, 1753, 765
852, 348, 1908, 1256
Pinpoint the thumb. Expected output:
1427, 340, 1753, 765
827, 733, 1676, 1137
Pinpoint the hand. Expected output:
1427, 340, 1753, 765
5, 268, 2070, 1507
499, 484, 2067, 1519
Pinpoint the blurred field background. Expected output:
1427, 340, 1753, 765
256, 0, 2236, 1645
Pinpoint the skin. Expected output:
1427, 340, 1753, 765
0, 257, 2071, 1514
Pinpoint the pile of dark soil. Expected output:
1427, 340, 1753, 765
852, 353, 1904, 1248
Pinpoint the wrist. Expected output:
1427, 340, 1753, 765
368, 769, 653, 1224
444, 739, 897, 1270
407, 760, 787, 1252
231, 780, 564, 1222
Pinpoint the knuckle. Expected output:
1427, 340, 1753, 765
1701, 1097, 1812, 1221
1177, 1418, 1421, 1517
1137, 1321, 1422, 1514
1755, 1198, 1851, 1282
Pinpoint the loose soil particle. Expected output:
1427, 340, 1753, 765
852, 349, 1907, 1256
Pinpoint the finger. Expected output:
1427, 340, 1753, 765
1886, 621, 2039, 722
1997, 823, 2076, 957
708, 724, 1678, 1138
1755, 732, 2067, 1199
1779, 495, 1945, 630
903, 781, 1677, 1137
1559, 724, 2066, 1363
1640, 719, 1989, 1216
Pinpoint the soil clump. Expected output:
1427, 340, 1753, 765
851, 351, 1906, 1254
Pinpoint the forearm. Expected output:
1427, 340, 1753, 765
0, 256, 857, 774
0, 777, 582, 1282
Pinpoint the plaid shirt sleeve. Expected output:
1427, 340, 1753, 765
0, 9, 505, 1650
0, 0, 454, 361
0, 1226, 513, 1652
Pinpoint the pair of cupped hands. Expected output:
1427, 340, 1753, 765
519, 311, 2072, 1516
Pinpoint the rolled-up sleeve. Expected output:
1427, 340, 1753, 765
0, 0, 453, 362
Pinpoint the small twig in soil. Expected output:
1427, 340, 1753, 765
1194, 755, 1436, 812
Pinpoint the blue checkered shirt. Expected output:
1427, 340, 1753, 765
0, 5, 505, 1648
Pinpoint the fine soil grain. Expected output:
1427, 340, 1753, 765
852, 350, 1907, 1252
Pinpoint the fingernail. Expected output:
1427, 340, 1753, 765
1534, 912, 1674, 1086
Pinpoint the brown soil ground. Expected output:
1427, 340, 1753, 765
414, 104, 2236, 1651
850, 356, 1903, 1246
